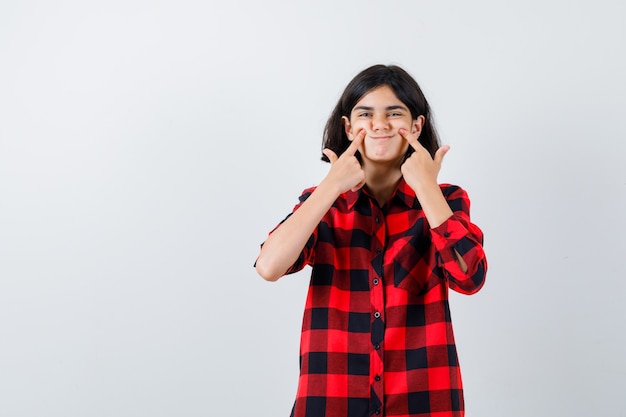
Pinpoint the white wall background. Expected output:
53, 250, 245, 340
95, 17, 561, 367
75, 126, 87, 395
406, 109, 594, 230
1, 1, 625, 416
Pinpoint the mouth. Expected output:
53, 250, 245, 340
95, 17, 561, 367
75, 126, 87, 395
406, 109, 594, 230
369, 135, 393, 140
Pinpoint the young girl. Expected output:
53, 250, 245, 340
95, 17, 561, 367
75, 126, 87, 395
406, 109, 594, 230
255, 64, 487, 417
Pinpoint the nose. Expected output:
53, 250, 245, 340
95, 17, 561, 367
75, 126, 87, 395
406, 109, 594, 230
371, 113, 389, 131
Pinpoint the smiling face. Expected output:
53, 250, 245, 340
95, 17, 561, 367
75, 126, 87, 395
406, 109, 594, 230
342, 85, 424, 166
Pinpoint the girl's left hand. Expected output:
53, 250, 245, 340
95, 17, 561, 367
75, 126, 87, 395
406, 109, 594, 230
399, 128, 450, 191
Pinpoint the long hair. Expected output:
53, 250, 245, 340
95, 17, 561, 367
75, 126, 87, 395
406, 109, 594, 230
322, 64, 440, 162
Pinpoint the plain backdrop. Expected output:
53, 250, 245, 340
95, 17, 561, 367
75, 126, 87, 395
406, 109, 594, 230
1, 1, 625, 416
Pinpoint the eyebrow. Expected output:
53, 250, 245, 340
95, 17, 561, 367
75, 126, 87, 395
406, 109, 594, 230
353, 105, 408, 111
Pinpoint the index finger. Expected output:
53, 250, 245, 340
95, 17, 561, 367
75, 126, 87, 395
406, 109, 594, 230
399, 128, 425, 152
344, 129, 366, 157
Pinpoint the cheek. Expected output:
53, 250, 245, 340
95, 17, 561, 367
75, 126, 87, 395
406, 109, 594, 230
350, 120, 368, 130
394, 119, 414, 132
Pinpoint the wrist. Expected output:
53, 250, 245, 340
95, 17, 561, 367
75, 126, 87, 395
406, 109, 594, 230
316, 178, 343, 200
409, 178, 439, 196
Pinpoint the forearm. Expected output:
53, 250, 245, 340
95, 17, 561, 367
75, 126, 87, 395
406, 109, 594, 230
414, 183, 469, 272
413, 182, 453, 228
438, 234, 486, 294
255, 181, 340, 282
430, 210, 487, 294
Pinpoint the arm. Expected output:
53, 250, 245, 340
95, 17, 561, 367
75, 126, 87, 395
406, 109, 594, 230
398, 129, 486, 293
429, 186, 487, 294
407, 181, 469, 272
399, 129, 468, 271
255, 182, 340, 282
255, 130, 367, 282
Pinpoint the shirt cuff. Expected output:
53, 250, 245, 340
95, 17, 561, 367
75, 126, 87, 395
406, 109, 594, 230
430, 214, 471, 254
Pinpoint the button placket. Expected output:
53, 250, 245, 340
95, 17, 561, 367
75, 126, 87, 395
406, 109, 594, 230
369, 203, 386, 415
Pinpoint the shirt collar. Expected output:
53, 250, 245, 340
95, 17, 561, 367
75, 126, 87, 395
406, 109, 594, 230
345, 188, 361, 210
394, 177, 421, 209
345, 177, 420, 211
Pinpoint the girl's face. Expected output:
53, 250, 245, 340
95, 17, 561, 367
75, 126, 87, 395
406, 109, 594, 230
342, 85, 424, 166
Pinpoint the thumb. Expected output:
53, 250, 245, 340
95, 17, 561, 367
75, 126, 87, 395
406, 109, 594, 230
323, 148, 338, 164
434, 145, 450, 165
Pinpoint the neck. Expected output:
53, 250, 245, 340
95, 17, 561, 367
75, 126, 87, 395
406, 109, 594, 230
362, 160, 403, 207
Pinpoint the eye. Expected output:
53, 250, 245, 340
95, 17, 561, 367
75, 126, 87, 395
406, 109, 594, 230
388, 112, 402, 117
358, 112, 372, 117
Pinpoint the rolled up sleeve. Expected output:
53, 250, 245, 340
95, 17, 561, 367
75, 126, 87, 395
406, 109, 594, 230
430, 186, 487, 294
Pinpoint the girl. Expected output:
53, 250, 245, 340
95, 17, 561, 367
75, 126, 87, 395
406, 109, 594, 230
255, 64, 487, 417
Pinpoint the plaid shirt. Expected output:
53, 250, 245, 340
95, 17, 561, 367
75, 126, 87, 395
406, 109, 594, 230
266, 179, 487, 417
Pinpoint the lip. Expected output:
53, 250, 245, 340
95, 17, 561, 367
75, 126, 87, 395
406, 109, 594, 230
370, 135, 393, 140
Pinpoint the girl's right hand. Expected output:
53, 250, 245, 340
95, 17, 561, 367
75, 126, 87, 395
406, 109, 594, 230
321, 129, 366, 194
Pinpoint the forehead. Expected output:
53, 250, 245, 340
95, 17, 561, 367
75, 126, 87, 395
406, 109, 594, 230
352, 85, 405, 110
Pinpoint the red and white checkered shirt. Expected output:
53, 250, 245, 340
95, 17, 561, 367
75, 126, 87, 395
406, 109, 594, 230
265, 179, 487, 417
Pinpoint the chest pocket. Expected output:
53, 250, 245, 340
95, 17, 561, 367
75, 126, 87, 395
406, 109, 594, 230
384, 223, 442, 295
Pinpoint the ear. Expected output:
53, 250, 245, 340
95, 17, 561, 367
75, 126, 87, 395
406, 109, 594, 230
412, 115, 426, 138
342, 116, 354, 140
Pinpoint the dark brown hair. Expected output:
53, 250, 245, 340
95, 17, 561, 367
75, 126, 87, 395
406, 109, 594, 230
322, 64, 440, 162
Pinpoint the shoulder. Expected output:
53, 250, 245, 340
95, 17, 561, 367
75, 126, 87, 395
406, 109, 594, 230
439, 183, 468, 197
439, 183, 472, 211
297, 186, 317, 203
296, 185, 352, 211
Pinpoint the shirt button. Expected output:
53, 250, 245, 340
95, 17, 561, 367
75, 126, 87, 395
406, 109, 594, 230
375, 216, 381, 223
375, 375, 381, 381
376, 248, 382, 254
373, 278, 379, 285
375, 410, 380, 415
444, 232, 451, 238
374, 312, 381, 319
374, 343, 380, 350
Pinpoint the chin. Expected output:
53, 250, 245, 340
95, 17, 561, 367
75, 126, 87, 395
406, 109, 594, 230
364, 153, 403, 163
366, 147, 403, 159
